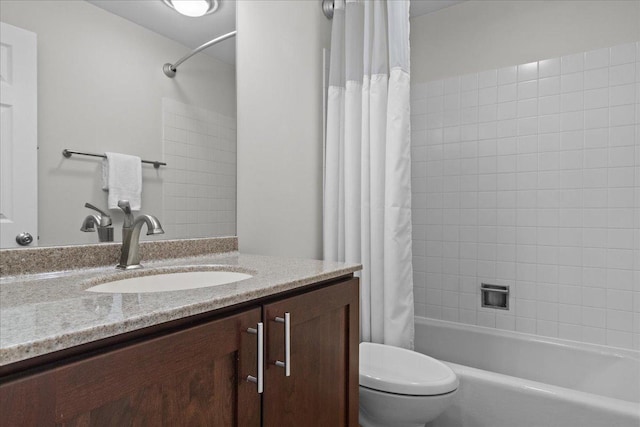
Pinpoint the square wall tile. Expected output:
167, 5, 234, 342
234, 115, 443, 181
561, 53, 584, 74
518, 62, 538, 82
585, 48, 609, 70
539, 58, 561, 78
498, 66, 518, 84
610, 42, 637, 66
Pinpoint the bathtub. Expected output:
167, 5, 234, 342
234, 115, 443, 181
415, 317, 640, 427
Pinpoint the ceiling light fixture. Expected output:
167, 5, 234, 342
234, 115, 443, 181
162, 0, 219, 18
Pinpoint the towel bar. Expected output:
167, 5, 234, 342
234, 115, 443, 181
62, 149, 166, 169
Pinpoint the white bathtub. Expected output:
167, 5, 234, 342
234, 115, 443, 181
415, 317, 640, 427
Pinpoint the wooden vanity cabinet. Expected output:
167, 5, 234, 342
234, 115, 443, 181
0, 276, 359, 427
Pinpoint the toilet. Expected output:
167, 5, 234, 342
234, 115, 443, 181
359, 342, 459, 427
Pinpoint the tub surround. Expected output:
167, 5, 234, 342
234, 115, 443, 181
0, 237, 238, 276
0, 243, 361, 368
411, 41, 640, 349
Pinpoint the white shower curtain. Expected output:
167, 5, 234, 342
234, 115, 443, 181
324, 0, 414, 348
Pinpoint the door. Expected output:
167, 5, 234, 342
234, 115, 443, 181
263, 278, 360, 426
0, 308, 262, 426
0, 22, 37, 248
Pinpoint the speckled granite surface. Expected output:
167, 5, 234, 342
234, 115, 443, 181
0, 251, 361, 367
0, 237, 238, 276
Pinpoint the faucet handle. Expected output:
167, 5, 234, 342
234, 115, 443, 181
85, 202, 109, 216
117, 200, 132, 214
84, 202, 112, 226
117, 200, 135, 228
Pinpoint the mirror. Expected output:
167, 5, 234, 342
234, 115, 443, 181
0, 0, 236, 247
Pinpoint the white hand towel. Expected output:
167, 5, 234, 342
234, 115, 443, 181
102, 152, 142, 211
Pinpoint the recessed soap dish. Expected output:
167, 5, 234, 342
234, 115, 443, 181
481, 284, 509, 310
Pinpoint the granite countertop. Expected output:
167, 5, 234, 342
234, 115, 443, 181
0, 252, 361, 367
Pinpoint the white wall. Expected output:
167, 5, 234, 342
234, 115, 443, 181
410, 1, 639, 350
236, 1, 331, 259
1, 1, 235, 246
411, 0, 640, 83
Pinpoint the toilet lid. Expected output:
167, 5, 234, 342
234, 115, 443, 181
359, 342, 458, 396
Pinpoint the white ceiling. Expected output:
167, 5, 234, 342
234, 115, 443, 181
86, 0, 463, 67
87, 0, 236, 65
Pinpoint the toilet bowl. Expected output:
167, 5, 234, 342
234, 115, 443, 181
359, 342, 458, 427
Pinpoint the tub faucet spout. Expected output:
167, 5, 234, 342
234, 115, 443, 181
116, 200, 164, 270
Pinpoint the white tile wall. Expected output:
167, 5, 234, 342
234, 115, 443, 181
162, 99, 236, 239
411, 42, 640, 350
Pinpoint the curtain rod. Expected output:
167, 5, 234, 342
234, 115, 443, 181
163, 30, 237, 78
62, 149, 166, 169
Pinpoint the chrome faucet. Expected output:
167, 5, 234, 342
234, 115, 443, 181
116, 200, 164, 270
81, 202, 114, 242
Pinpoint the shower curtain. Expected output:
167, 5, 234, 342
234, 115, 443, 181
324, 0, 414, 348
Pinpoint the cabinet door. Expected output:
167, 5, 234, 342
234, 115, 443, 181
263, 278, 359, 427
0, 308, 262, 426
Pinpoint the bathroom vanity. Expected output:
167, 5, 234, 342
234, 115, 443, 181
0, 240, 361, 426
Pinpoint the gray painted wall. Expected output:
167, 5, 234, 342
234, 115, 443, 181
237, 0, 331, 259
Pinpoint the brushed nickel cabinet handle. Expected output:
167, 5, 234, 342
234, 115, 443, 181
246, 322, 264, 393
274, 312, 291, 377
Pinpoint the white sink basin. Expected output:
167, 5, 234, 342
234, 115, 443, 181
86, 270, 252, 293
